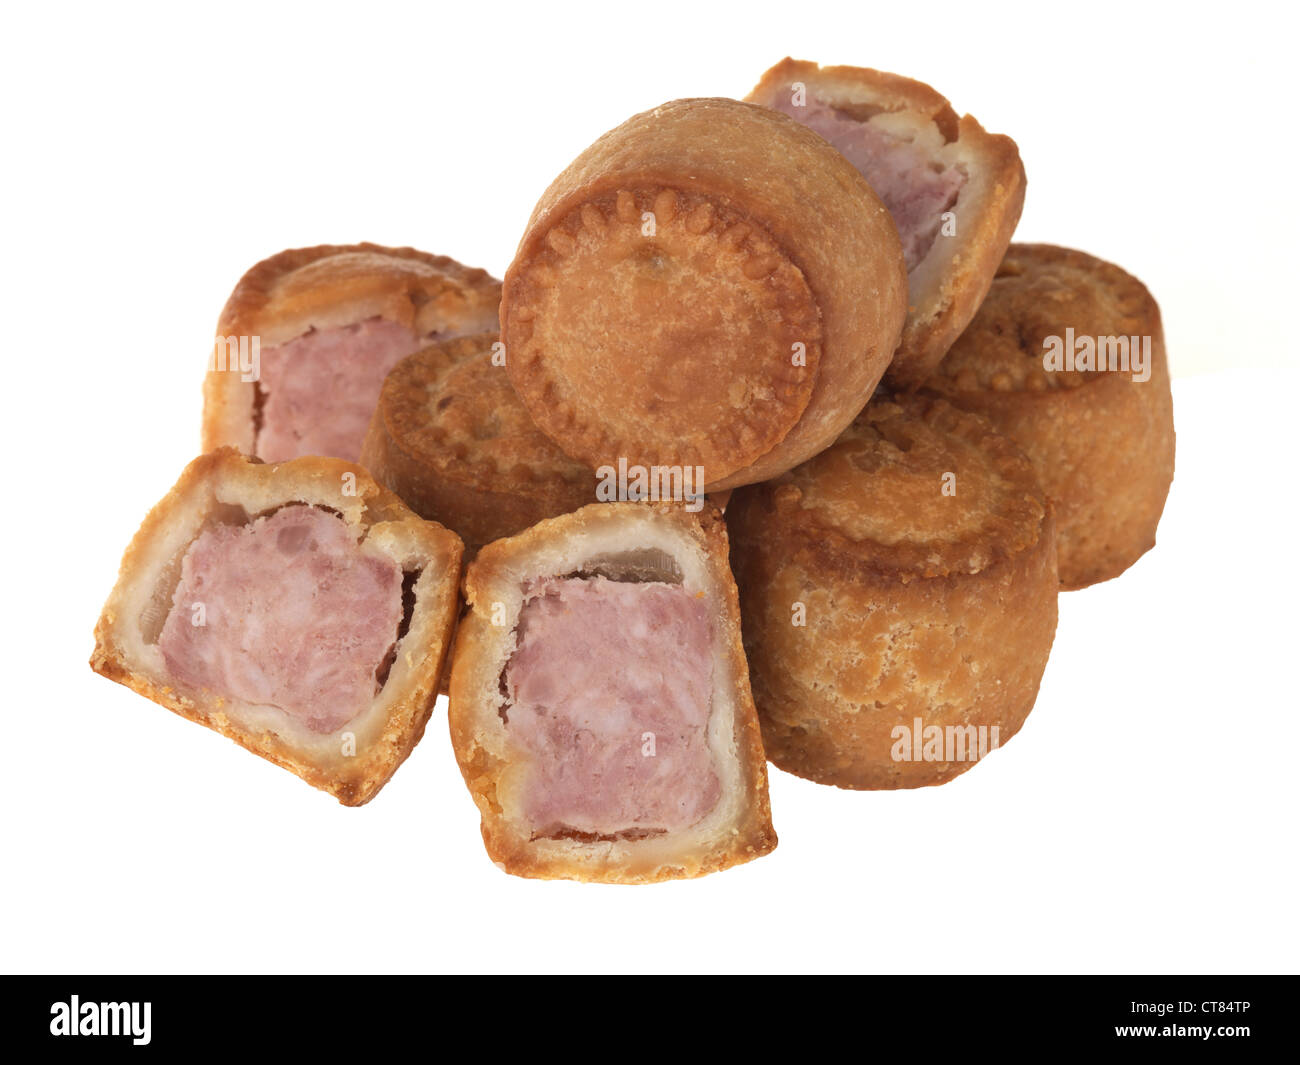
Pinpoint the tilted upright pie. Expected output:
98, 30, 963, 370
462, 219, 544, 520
448, 502, 776, 882
747, 59, 1026, 389
727, 395, 1058, 790
90, 448, 464, 805
360, 332, 596, 556
203, 243, 501, 463
923, 244, 1175, 589
500, 97, 909, 492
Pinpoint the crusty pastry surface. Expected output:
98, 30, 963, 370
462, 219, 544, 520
501, 97, 908, 492
90, 448, 464, 805
727, 395, 1058, 789
202, 243, 502, 457
747, 59, 1025, 389
448, 501, 776, 882
924, 243, 1175, 588
360, 332, 596, 555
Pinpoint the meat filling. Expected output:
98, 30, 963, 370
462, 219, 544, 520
256, 318, 422, 462
503, 575, 721, 837
157, 506, 404, 733
770, 94, 966, 270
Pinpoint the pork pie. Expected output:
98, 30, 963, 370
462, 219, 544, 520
923, 244, 1175, 588
360, 332, 596, 556
90, 448, 463, 804
203, 243, 501, 463
500, 97, 908, 492
448, 502, 776, 881
747, 59, 1026, 389
727, 395, 1058, 789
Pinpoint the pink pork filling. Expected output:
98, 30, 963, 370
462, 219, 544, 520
156, 506, 404, 734
503, 576, 721, 837
256, 318, 423, 463
771, 95, 966, 271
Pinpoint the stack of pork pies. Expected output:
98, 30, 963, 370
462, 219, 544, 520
91, 58, 1175, 883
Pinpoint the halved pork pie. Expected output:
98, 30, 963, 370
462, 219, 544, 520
747, 59, 1026, 389
90, 448, 464, 805
447, 502, 776, 882
500, 97, 908, 492
203, 243, 501, 463
360, 332, 596, 557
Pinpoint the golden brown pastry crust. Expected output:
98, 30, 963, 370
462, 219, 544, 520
202, 243, 502, 456
448, 502, 776, 882
501, 97, 908, 492
727, 395, 1058, 789
89, 448, 464, 805
360, 332, 595, 555
747, 59, 1026, 390
924, 244, 1175, 589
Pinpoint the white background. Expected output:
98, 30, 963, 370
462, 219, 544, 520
2, 1, 1295, 974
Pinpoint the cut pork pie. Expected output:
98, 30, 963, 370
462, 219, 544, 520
203, 243, 501, 463
447, 502, 777, 882
90, 448, 464, 805
747, 59, 1026, 389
